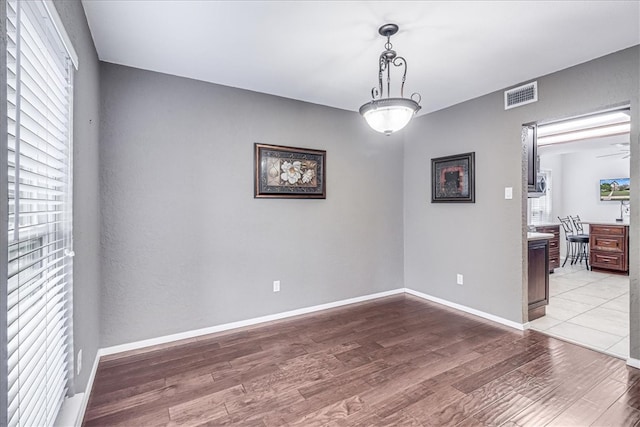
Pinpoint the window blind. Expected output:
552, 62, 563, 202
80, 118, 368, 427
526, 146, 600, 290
6, 1, 74, 425
530, 170, 552, 224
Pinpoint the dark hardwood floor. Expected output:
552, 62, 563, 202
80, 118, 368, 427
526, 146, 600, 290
83, 295, 640, 426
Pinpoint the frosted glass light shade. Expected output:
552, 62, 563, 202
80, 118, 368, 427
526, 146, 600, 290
360, 98, 421, 135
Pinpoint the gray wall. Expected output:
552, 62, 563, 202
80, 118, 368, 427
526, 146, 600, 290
404, 47, 639, 353
99, 63, 405, 347
52, 0, 102, 393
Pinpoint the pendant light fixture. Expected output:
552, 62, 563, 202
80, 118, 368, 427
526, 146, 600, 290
360, 23, 422, 136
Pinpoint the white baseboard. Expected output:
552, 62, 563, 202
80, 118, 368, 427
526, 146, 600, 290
55, 348, 100, 427
55, 393, 83, 427
100, 288, 405, 356
627, 357, 640, 369
74, 350, 101, 426
404, 288, 526, 331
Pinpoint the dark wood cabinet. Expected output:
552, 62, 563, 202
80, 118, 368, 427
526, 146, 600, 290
535, 225, 560, 272
589, 223, 629, 273
528, 238, 549, 321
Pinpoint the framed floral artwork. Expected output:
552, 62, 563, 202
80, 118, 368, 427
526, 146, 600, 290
254, 143, 326, 199
431, 152, 475, 203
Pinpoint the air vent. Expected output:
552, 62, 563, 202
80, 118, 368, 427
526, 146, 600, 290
504, 81, 538, 110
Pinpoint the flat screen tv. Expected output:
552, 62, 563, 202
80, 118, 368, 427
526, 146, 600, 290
600, 178, 630, 201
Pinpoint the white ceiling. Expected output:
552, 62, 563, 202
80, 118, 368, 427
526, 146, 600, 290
538, 133, 630, 157
81, 1, 640, 115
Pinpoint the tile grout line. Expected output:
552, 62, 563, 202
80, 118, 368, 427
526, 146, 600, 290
531, 267, 630, 358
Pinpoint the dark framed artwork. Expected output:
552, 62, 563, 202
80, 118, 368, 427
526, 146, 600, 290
431, 152, 475, 203
254, 143, 326, 199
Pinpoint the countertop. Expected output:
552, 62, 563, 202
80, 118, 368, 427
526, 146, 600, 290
527, 232, 554, 241
529, 222, 560, 228
581, 219, 630, 226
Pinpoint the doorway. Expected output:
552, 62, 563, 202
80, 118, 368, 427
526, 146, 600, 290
526, 108, 631, 358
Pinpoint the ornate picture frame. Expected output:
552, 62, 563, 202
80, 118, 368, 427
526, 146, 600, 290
254, 143, 326, 199
431, 152, 475, 203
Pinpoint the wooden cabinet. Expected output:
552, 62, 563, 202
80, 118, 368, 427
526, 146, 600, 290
528, 238, 549, 321
535, 225, 560, 272
589, 224, 629, 273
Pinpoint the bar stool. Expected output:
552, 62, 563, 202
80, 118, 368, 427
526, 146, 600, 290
570, 215, 590, 269
558, 216, 589, 268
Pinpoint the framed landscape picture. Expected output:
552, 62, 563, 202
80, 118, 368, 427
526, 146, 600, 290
431, 152, 475, 203
254, 143, 326, 199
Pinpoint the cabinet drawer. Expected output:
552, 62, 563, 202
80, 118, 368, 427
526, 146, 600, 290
590, 225, 625, 236
548, 252, 560, 270
549, 239, 559, 249
591, 235, 625, 252
591, 252, 625, 270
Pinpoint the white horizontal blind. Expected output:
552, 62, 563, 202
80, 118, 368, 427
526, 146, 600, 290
6, 0, 74, 426
530, 170, 552, 224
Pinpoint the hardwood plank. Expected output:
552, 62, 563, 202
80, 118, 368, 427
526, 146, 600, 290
333, 341, 384, 369
471, 392, 534, 426
82, 295, 640, 427
227, 341, 308, 368
167, 384, 244, 425
243, 361, 333, 395
591, 400, 640, 426
164, 360, 232, 386
373, 381, 435, 419
401, 385, 467, 423
451, 344, 547, 394
297, 360, 389, 399
455, 416, 487, 427
608, 360, 640, 386
93, 342, 264, 394
261, 379, 372, 426
86, 377, 166, 408
225, 388, 305, 425
424, 370, 535, 425
508, 356, 615, 426
545, 377, 627, 427
619, 377, 640, 411
287, 395, 365, 426
84, 373, 215, 426
108, 408, 171, 427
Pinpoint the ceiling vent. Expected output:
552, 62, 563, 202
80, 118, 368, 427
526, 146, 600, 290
504, 81, 538, 110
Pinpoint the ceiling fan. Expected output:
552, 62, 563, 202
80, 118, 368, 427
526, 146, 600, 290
596, 142, 630, 159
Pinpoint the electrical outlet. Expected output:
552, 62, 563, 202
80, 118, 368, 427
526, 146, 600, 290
456, 274, 464, 285
505, 187, 513, 199
77, 349, 82, 376
273, 280, 280, 292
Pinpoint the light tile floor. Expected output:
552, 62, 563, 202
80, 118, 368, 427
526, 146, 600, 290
529, 261, 629, 359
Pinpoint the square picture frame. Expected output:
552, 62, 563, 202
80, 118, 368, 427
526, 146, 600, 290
431, 152, 475, 203
254, 143, 326, 199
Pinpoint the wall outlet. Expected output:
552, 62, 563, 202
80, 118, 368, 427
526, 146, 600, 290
273, 280, 280, 292
505, 187, 513, 199
456, 274, 464, 285
77, 349, 82, 376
